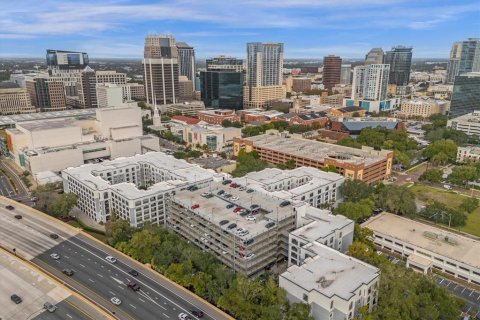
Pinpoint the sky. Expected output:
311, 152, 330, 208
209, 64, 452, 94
0, 0, 479, 59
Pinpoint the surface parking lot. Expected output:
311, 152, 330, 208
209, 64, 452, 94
436, 276, 480, 318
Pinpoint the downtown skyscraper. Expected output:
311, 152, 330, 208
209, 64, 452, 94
244, 42, 284, 108
384, 46, 413, 86
143, 35, 179, 105
177, 42, 196, 83
351, 64, 390, 101
446, 38, 480, 84
323, 55, 342, 89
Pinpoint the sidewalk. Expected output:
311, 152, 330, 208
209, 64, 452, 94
72, 207, 106, 232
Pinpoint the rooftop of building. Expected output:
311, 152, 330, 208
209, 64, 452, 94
199, 109, 237, 115
449, 110, 480, 123
241, 132, 391, 165
173, 181, 297, 239
0, 109, 96, 127
232, 167, 343, 200
18, 118, 77, 131
362, 213, 480, 268
62, 152, 219, 199
293, 208, 353, 242
280, 244, 379, 300
192, 157, 235, 170
336, 106, 364, 113
171, 115, 201, 125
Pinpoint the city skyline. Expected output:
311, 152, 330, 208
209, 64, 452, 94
0, 0, 478, 59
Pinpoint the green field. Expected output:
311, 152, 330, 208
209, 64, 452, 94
411, 184, 480, 237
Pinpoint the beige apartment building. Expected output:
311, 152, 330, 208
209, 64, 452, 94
243, 85, 285, 108
399, 98, 448, 118
0, 88, 36, 115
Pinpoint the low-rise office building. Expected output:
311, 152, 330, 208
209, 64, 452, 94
280, 243, 380, 320
172, 123, 241, 152
232, 167, 344, 207
363, 213, 480, 286
457, 146, 480, 162
447, 110, 480, 137
0, 88, 36, 115
62, 152, 220, 225
5, 106, 159, 175
162, 101, 206, 116
330, 117, 404, 135
233, 131, 393, 184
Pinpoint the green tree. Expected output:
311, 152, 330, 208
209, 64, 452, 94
374, 184, 416, 216
232, 150, 268, 177
423, 139, 457, 165
459, 197, 479, 214
419, 168, 443, 183
47, 193, 77, 218
448, 165, 478, 187
334, 198, 374, 222
339, 179, 374, 202
277, 159, 296, 170
418, 201, 466, 227
285, 303, 314, 320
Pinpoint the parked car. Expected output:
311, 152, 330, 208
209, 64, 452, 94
222, 180, 232, 185
265, 222, 275, 229
443, 184, 452, 190
50, 253, 60, 260
219, 220, 229, 226
105, 256, 117, 263
231, 196, 239, 201
5, 205, 14, 210
245, 215, 256, 221
239, 211, 250, 217
226, 204, 234, 209
43, 302, 57, 313
110, 297, 122, 305
49, 233, 59, 239
250, 204, 260, 210
191, 204, 200, 210
279, 200, 291, 207
14, 215, 22, 219
239, 187, 246, 191
10, 294, 22, 304
246, 189, 254, 193
227, 223, 237, 230
245, 253, 255, 260
217, 190, 225, 195
62, 269, 74, 276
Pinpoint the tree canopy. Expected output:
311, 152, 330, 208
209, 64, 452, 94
339, 179, 375, 202
419, 168, 443, 183
374, 184, 416, 216
423, 139, 458, 165
418, 201, 466, 227
231, 150, 268, 177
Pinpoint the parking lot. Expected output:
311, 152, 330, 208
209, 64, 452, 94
436, 276, 480, 318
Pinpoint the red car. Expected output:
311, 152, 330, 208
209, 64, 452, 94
233, 207, 242, 213
191, 204, 200, 209
230, 183, 239, 188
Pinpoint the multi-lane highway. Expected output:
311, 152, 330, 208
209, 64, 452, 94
0, 196, 233, 320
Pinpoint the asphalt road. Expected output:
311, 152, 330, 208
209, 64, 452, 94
435, 276, 480, 318
33, 298, 92, 320
0, 197, 232, 320
0, 172, 15, 197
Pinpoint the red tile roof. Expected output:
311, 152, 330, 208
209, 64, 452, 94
171, 115, 201, 125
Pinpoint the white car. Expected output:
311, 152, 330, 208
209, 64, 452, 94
245, 215, 256, 221
50, 253, 60, 260
105, 256, 117, 263
245, 253, 255, 260
178, 313, 191, 320
231, 196, 239, 201
110, 297, 122, 305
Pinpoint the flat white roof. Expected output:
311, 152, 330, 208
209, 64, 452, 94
293, 208, 353, 242
281, 244, 379, 300
63, 152, 219, 199
363, 213, 480, 268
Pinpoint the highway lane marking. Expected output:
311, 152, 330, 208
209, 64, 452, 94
68, 237, 222, 320
477, 295, 480, 301
118, 285, 125, 290
138, 290, 166, 310
66, 313, 73, 319
469, 290, 474, 296
64, 255, 70, 259
138, 297, 145, 302
97, 273, 104, 278
129, 303, 137, 309
88, 278, 95, 283
79, 263, 86, 268
163, 313, 170, 318
109, 291, 116, 295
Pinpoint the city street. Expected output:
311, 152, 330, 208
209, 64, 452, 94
0, 197, 232, 320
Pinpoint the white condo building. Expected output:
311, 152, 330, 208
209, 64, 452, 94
447, 110, 480, 136
62, 152, 221, 225
351, 64, 390, 101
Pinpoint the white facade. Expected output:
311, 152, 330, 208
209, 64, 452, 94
96, 83, 131, 108
5, 106, 159, 175
352, 64, 389, 101
447, 110, 480, 136
363, 213, 480, 286
232, 167, 344, 207
457, 146, 480, 162
399, 98, 448, 118
280, 244, 380, 320
62, 152, 219, 226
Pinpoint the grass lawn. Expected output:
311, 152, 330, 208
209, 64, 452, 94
411, 184, 480, 237
406, 162, 428, 174
67, 220, 109, 243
